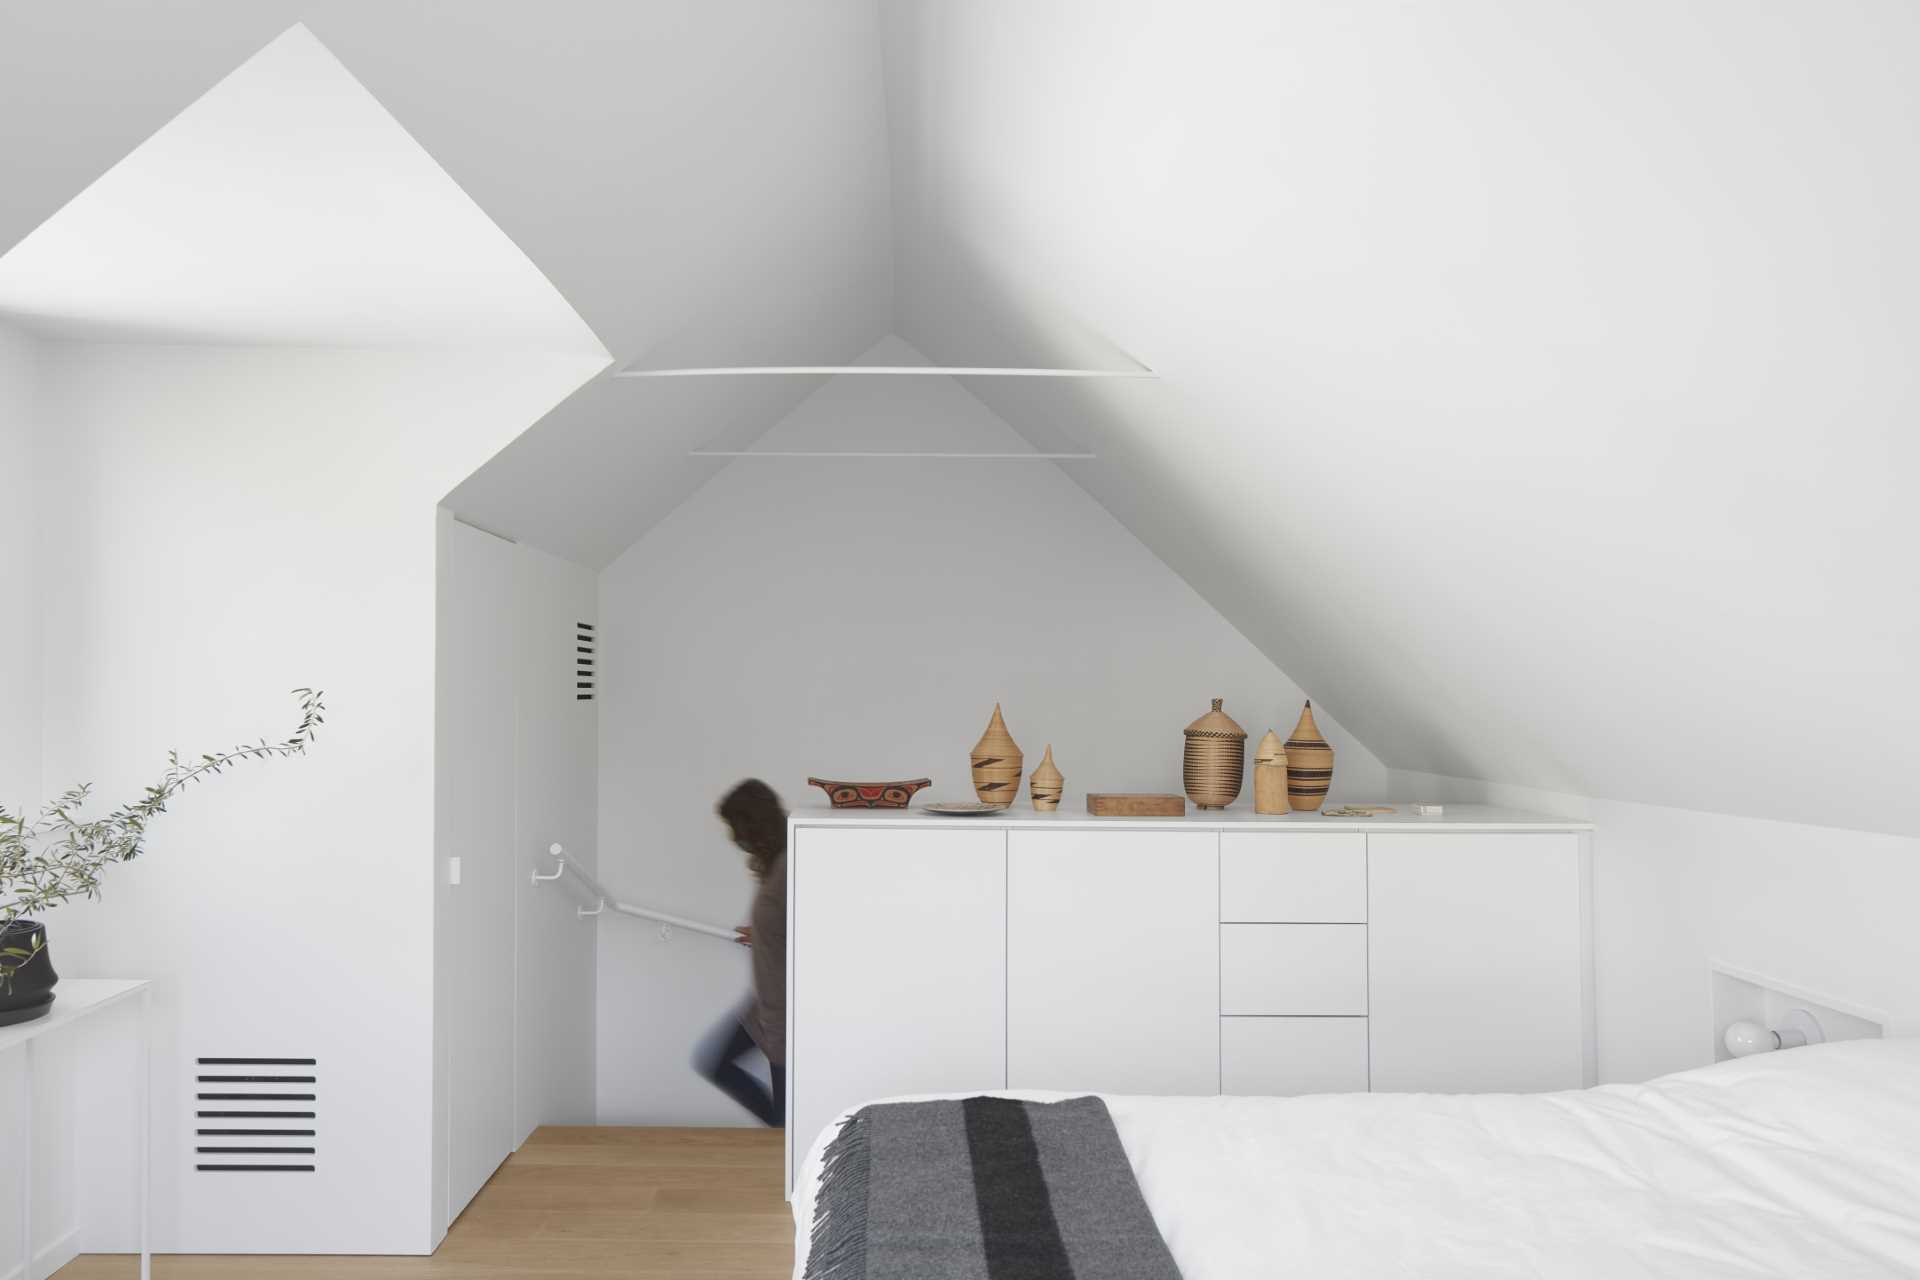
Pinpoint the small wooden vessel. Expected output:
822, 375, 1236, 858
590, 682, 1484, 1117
1253, 730, 1289, 815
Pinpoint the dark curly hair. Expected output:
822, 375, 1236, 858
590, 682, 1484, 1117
718, 778, 787, 882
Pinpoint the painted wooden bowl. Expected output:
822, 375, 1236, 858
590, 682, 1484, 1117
808, 777, 933, 809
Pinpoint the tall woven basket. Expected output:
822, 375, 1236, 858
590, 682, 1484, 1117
970, 703, 1024, 808
1183, 698, 1247, 810
1284, 700, 1335, 812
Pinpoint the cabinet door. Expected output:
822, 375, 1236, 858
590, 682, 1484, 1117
440, 518, 519, 1222
790, 826, 1006, 1189
1368, 834, 1584, 1093
1008, 830, 1218, 1095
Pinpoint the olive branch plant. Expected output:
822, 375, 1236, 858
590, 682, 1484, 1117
0, 688, 325, 990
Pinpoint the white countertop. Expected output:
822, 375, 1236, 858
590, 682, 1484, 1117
788, 802, 1591, 833
0, 976, 149, 1052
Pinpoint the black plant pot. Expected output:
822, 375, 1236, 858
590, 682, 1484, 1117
0, 920, 58, 1026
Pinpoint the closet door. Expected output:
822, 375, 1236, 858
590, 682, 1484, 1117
1007, 830, 1218, 1095
790, 825, 1006, 1190
1368, 833, 1585, 1093
439, 519, 520, 1221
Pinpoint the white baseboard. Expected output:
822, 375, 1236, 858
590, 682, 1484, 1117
0, 1226, 82, 1280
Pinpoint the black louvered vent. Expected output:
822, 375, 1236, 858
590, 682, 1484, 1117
195, 1057, 317, 1172
576, 621, 596, 702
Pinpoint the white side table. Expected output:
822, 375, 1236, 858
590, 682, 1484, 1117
1, 978, 151, 1280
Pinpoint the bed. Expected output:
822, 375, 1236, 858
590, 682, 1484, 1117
794, 1037, 1920, 1278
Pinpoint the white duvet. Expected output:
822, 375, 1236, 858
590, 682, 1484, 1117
795, 1038, 1920, 1278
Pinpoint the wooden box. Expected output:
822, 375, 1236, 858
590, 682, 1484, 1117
1085, 793, 1186, 817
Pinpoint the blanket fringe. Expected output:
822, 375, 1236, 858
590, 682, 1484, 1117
803, 1108, 872, 1280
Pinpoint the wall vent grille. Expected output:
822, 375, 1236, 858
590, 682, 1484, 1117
194, 1057, 317, 1172
576, 620, 596, 701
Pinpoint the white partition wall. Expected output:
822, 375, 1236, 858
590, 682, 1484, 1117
0, 21, 608, 1253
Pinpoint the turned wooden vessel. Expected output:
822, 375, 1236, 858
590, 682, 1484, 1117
1284, 700, 1335, 812
1029, 745, 1064, 811
1182, 698, 1247, 810
969, 703, 1024, 808
1253, 729, 1290, 815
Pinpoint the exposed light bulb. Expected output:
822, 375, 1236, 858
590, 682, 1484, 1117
1724, 1020, 1778, 1057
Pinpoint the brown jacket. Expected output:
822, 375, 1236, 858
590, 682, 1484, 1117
740, 852, 787, 1065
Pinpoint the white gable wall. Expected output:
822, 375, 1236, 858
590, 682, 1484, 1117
594, 337, 1387, 1123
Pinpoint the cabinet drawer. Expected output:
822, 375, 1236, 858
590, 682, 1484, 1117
1220, 833, 1365, 922
1221, 1017, 1369, 1095
1221, 924, 1368, 1015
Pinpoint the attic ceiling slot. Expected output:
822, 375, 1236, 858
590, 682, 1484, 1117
617, 365, 1156, 379
688, 450, 1096, 461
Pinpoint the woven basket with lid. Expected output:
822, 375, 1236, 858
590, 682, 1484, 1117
1183, 697, 1247, 810
970, 703, 1024, 808
1284, 700, 1335, 812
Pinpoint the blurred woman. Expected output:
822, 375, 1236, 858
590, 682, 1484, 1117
691, 778, 787, 1125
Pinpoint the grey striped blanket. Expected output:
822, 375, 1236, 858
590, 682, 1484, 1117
804, 1095, 1182, 1280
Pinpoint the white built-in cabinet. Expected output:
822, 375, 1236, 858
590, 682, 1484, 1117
787, 811, 1593, 1191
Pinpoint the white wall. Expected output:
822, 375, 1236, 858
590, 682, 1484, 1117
595, 337, 1387, 1123
0, 321, 73, 1280
31, 341, 602, 1253
0, 322, 40, 811
1394, 768, 1920, 1083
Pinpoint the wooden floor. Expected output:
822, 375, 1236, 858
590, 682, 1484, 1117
55, 1127, 794, 1279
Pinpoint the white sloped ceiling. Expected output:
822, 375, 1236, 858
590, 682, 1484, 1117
879, 0, 1919, 836
0, 1, 895, 567
4, 2, 1911, 833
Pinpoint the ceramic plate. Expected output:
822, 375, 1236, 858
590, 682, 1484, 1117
922, 802, 1007, 817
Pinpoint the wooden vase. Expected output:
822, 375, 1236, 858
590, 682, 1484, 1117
970, 703, 1024, 808
1182, 698, 1247, 809
1029, 745, 1064, 811
1253, 729, 1290, 815
1284, 700, 1335, 812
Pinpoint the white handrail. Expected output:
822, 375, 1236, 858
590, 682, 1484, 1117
533, 844, 737, 943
